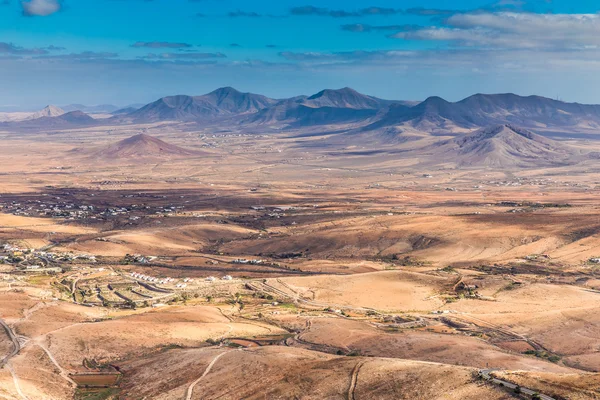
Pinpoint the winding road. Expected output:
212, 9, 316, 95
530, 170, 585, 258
0, 318, 20, 369
1, 318, 27, 399
479, 369, 555, 400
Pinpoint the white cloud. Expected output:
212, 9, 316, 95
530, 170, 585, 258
276, 46, 600, 77
21, 0, 61, 16
392, 12, 600, 50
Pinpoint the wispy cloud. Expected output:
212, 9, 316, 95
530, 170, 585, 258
43, 45, 66, 51
341, 24, 421, 33
38, 51, 119, 60
21, 0, 61, 16
0, 42, 49, 55
274, 44, 600, 82
139, 52, 226, 60
290, 5, 401, 17
279, 50, 414, 62
131, 41, 193, 49
405, 8, 460, 16
227, 10, 262, 17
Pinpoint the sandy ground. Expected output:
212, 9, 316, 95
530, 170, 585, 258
119, 346, 508, 400
298, 317, 572, 373
42, 306, 285, 370
1, 125, 600, 398
278, 270, 448, 312
443, 283, 600, 371
62, 223, 256, 257
495, 370, 600, 400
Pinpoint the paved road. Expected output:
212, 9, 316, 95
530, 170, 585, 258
0, 318, 20, 369
479, 370, 555, 400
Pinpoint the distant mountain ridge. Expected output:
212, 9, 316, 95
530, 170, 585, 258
123, 88, 600, 131
126, 87, 277, 122
369, 93, 600, 131
9, 110, 97, 129
304, 87, 393, 109
10, 88, 600, 134
247, 87, 395, 126
62, 104, 121, 113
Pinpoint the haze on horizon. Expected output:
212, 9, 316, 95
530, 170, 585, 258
2, 0, 600, 108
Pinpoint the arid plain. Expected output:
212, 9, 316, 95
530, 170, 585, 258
2, 103, 600, 400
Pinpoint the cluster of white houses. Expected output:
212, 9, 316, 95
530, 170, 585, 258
130, 272, 173, 285
233, 258, 264, 265
129, 272, 234, 288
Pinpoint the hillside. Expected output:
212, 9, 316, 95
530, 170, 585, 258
27, 105, 65, 120
57, 111, 97, 125
12, 110, 97, 129
89, 133, 201, 160
428, 124, 578, 168
119, 346, 508, 399
111, 106, 139, 115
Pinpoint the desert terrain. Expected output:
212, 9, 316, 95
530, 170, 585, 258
1, 88, 600, 399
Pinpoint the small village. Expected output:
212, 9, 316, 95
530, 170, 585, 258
0, 191, 188, 222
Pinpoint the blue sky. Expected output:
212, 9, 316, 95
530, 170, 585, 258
1, 0, 600, 108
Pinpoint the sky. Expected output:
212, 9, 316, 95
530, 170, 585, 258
2, 0, 600, 108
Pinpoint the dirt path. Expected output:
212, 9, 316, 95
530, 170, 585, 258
185, 350, 235, 400
20, 303, 55, 322
34, 341, 76, 386
5, 363, 27, 400
347, 360, 365, 400
216, 307, 233, 322
40, 322, 88, 338
456, 314, 548, 352
219, 324, 233, 340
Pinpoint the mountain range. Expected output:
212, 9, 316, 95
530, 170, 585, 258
367, 94, 600, 132
10, 87, 600, 138
117, 87, 600, 132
